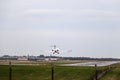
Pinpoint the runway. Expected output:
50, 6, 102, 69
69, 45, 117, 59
62, 61, 120, 66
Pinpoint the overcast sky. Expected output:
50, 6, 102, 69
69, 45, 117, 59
0, 0, 120, 58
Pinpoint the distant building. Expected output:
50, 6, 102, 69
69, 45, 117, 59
45, 58, 59, 61
2, 55, 10, 58
17, 57, 28, 61
37, 55, 45, 61
28, 56, 37, 61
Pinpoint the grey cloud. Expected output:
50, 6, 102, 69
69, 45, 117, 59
0, 0, 120, 57
23, 9, 120, 17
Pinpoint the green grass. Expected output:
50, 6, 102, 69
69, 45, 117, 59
0, 65, 9, 80
100, 63, 120, 80
0, 60, 110, 80
0, 65, 97, 80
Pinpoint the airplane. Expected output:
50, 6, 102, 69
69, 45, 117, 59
51, 45, 60, 54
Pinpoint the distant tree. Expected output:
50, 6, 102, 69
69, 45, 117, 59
39, 55, 45, 57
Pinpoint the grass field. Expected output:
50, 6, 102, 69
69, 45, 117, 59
0, 65, 97, 80
0, 60, 99, 80
100, 63, 120, 80
0, 60, 117, 80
